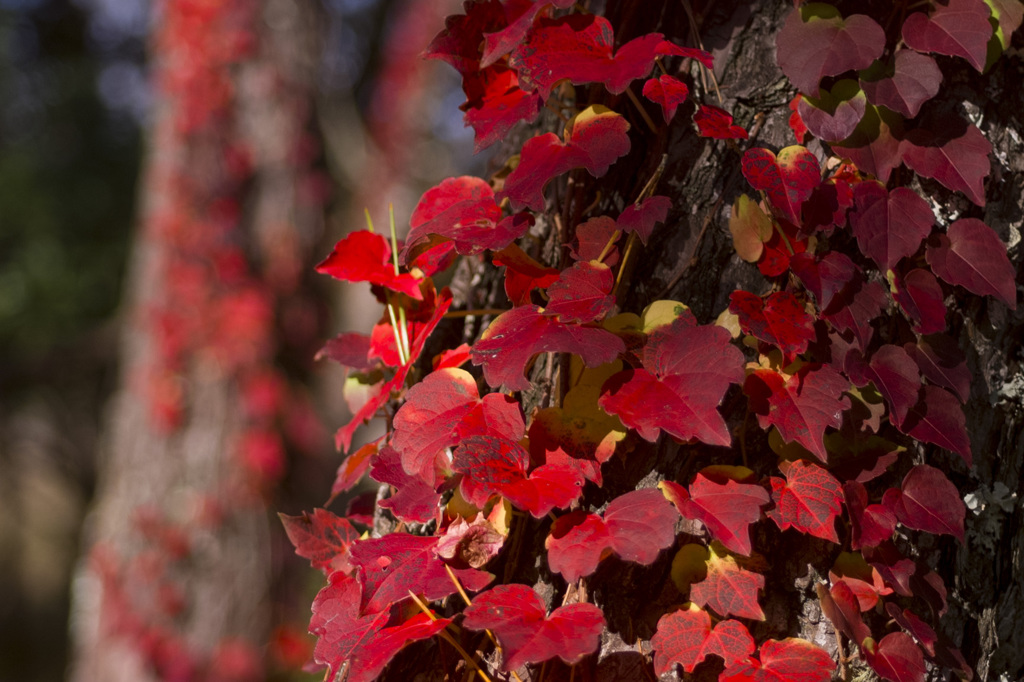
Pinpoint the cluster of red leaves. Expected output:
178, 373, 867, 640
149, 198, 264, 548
287, 1, 1019, 681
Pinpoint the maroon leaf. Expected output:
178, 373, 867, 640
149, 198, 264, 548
885, 604, 938, 656
470, 305, 625, 391
900, 122, 991, 206
860, 49, 942, 118
617, 195, 672, 245
662, 474, 770, 556
832, 103, 905, 182
776, 5, 885, 96
906, 335, 970, 403
599, 312, 744, 446
824, 279, 887, 350
741, 146, 821, 224
848, 182, 934, 272
844, 480, 897, 549
720, 637, 835, 682
900, 384, 973, 465
863, 631, 927, 682
543, 260, 615, 324
280, 508, 360, 575
893, 269, 947, 335
643, 75, 690, 123
865, 345, 921, 428
479, 0, 576, 68
730, 290, 816, 355
746, 364, 850, 463
462, 583, 605, 671
768, 460, 844, 542
317, 332, 375, 374
797, 80, 867, 142
500, 106, 631, 211
902, 0, 993, 72
818, 579, 871, 646
424, 0, 506, 75
790, 251, 858, 310
652, 607, 755, 675
694, 105, 749, 139
317, 231, 424, 300
545, 488, 679, 582
888, 464, 965, 542
926, 218, 1017, 309
453, 434, 584, 517
349, 533, 492, 614
370, 446, 440, 524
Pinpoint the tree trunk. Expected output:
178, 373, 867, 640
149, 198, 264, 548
69, 2, 324, 680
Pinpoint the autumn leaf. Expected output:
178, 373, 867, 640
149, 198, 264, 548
660, 474, 770, 556
643, 75, 690, 123
767, 460, 844, 542
279, 508, 360, 575
741, 145, 821, 225
902, 0, 993, 72
652, 605, 755, 675
730, 290, 816, 356
926, 218, 1017, 309
720, 637, 835, 682
317, 231, 424, 300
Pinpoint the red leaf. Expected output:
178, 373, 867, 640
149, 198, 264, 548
279, 508, 360, 575
720, 637, 835, 682
370, 446, 441, 524
797, 80, 866, 142
818, 579, 871, 646
544, 260, 615, 324
617, 195, 672, 245
434, 343, 472, 370
452, 434, 584, 517
844, 480, 897, 549
776, 5, 885, 96
571, 216, 620, 263
790, 251, 858, 310
926, 218, 1017, 309
865, 344, 921, 429
690, 544, 766, 620
893, 269, 947, 335
768, 460, 844, 542
730, 290, 816, 356
330, 441, 379, 498
309, 572, 451, 682
404, 176, 526, 255
832, 103, 905, 183
545, 488, 679, 582
479, 0, 575, 68
500, 106, 631, 211
746, 365, 850, 463
642, 75, 690, 123
335, 373, 404, 453
902, 0, 993, 72
349, 533, 492, 615
741, 146, 821, 225
599, 313, 744, 446
900, 122, 991, 206
864, 631, 927, 682
823, 279, 887, 350
424, 0, 506, 75
788, 94, 809, 143
885, 604, 938, 656
661, 475, 770, 556
509, 14, 664, 98
462, 66, 543, 153
494, 244, 561, 306
905, 335, 970, 403
849, 182, 934, 272
900, 384, 972, 465
860, 49, 942, 118
470, 305, 625, 391
652, 607, 755, 675
435, 514, 505, 569
694, 105, 749, 139
317, 332, 375, 374
888, 464, 965, 542
462, 583, 605, 671
317, 231, 424, 300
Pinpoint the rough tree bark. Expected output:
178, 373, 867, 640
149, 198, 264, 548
379, 1, 1024, 680
68, 2, 324, 680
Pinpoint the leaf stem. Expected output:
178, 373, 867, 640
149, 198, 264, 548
407, 591, 494, 682
625, 86, 659, 135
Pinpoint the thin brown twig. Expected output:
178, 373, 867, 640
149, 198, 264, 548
408, 592, 494, 682
625, 86, 659, 135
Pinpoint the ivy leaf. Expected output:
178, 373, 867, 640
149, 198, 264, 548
617, 195, 672, 245
545, 488, 680, 582
349, 533, 492, 614
900, 122, 991, 206
899, 385, 973, 465
452, 434, 584, 517
885, 604, 938, 657
844, 481, 897, 550
818, 579, 871, 646
280, 508, 360, 575
892, 269, 947, 335
544, 261, 615, 324
729, 195, 774, 263
317, 231, 424, 300
746, 365, 850, 463
309, 572, 451, 682
652, 606, 755, 675
859, 50, 942, 119
730, 290, 816, 356
462, 66, 544, 153
768, 460, 844, 542
905, 335, 970, 403
694, 105, 749, 139
832, 102, 905, 182
864, 344, 921, 429
863, 631, 927, 682
689, 543, 766, 620
902, 0, 993, 72
789, 94, 809, 143
849, 182, 934, 272
405, 177, 523, 256
926, 218, 1017, 309
318, 332, 375, 374
660, 474, 770, 556
642, 75, 690, 123
424, 0, 507, 75
571, 216, 620, 264
720, 637, 836, 682
435, 513, 505, 569
369, 446, 441, 524
599, 312, 744, 446
741, 145, 821, 224
823, 279, 887, 350
797, 79, 866, 142
494, 244, 561, 306
886, 464, 965, 542
500, 106, 631, 211
790, 251, 858, 310
479, 0, 576, 67
330, 440, 379, 498
776, 4, 885, 96
462, 583, 605, 671
470, 305, 625, 391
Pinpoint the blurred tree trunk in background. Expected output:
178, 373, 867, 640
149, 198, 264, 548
69, 1, 326, 680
